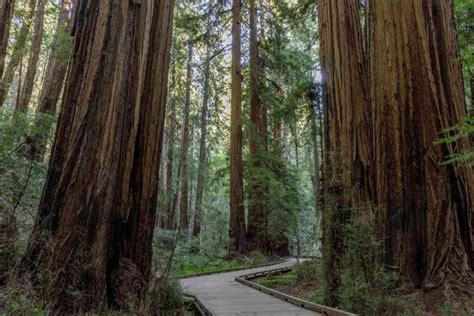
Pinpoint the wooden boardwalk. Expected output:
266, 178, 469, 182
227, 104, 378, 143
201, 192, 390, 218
180, 259, 321, 315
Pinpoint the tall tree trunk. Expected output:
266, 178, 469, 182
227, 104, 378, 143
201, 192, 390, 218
193, 47, 211, 237
179, 41, 193, 230
318, 0, 370, 306
247, 0, 266, 252
28, 0, 74, 160
0, 0, 36, 106
229, 0, 246, 253
311, 101, 321, 222
470, 70, 474, 114
0, 0, 15, 87
21, 0, 174, 311
369, 0, 473, 293
16, 0, 46, 112
163, 62, 177, 229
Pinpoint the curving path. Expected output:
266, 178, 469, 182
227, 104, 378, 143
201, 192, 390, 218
180, 258, 321, 315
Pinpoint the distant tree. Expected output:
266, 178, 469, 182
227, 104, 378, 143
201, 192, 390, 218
0, 0, 36, 106
28, 0, 75, 160
16, 0, 46, 112
0, 0, 15, 88
178, 40, 193, 231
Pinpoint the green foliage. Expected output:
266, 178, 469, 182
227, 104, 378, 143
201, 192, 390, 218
172, 250, 270, 276
0, 110, 48, 280
259, 271, 297, 288
436, 116, 474, 167
455, 0, 474, 107
294, 260, 319, 284
330, 206, 421, 315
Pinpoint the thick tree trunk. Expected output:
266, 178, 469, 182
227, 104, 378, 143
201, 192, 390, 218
0, 0, 15, 87
22, 0, 174, 312
16, 0, 46, 112
0, 0, 36, 106
193, 49, 211, 237
229, 0, 246, 253
369, 0, 473, 293
28, 0, 74, 160
179, 41, 193, 231
318, 0, 370, 306
247, 0, 267, 253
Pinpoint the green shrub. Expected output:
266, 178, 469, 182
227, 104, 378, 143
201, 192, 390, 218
294, 260, 320, 284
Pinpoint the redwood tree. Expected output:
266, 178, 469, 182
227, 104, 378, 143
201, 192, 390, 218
22, 0, 174, 312
179, 41, 193, 230
0, 0, 36, 106
0, 0, 15, 87
369, 0, 474, 292
318, 0, 371, 306
229, 0, 246, 253
247, 0, 267, 252
16, 0, 47, 112
29, 0, 75, 160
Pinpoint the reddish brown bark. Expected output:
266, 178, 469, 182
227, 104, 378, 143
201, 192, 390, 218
229, 0, 246, 253
369, 0, 473, 293
22, 0, 174, 311
247, 0, 268, 253
318, 0, 370, 306
0, 0, 15, 87
179, 41, 193, 231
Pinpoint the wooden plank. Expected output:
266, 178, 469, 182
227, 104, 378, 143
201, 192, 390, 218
180, 259, 321, 315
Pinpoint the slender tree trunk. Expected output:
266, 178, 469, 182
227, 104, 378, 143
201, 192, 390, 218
229, 0, 246, 253
318, 0, 370, 306
369, 0, 473, 293
16, 0, 46, 112
470, 70, 474, 114
0, 0, 36, 106
163, 63, 177, 229
311, 103, 321, 222
28, 0, 74, 160
193, 47, 211, 237
21, 0, 174, 311
179, 41, 193, 231
14, 55, 22, 109
0, 0, 15, 88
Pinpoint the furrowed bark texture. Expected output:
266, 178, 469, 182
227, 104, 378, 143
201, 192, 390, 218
247, 0, 267, 253
22, 0, 174, 311
369, 0, 474, 292
0, 0, 14, 87
229, 0, 246, 253
16, 0, 47, 112
318, 0, 371, 306
0, 0, 36, 106
179, 41, 193, 230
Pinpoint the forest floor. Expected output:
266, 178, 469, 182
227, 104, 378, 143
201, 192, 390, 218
256, 270, 320, 302
254, 261, 473, 316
